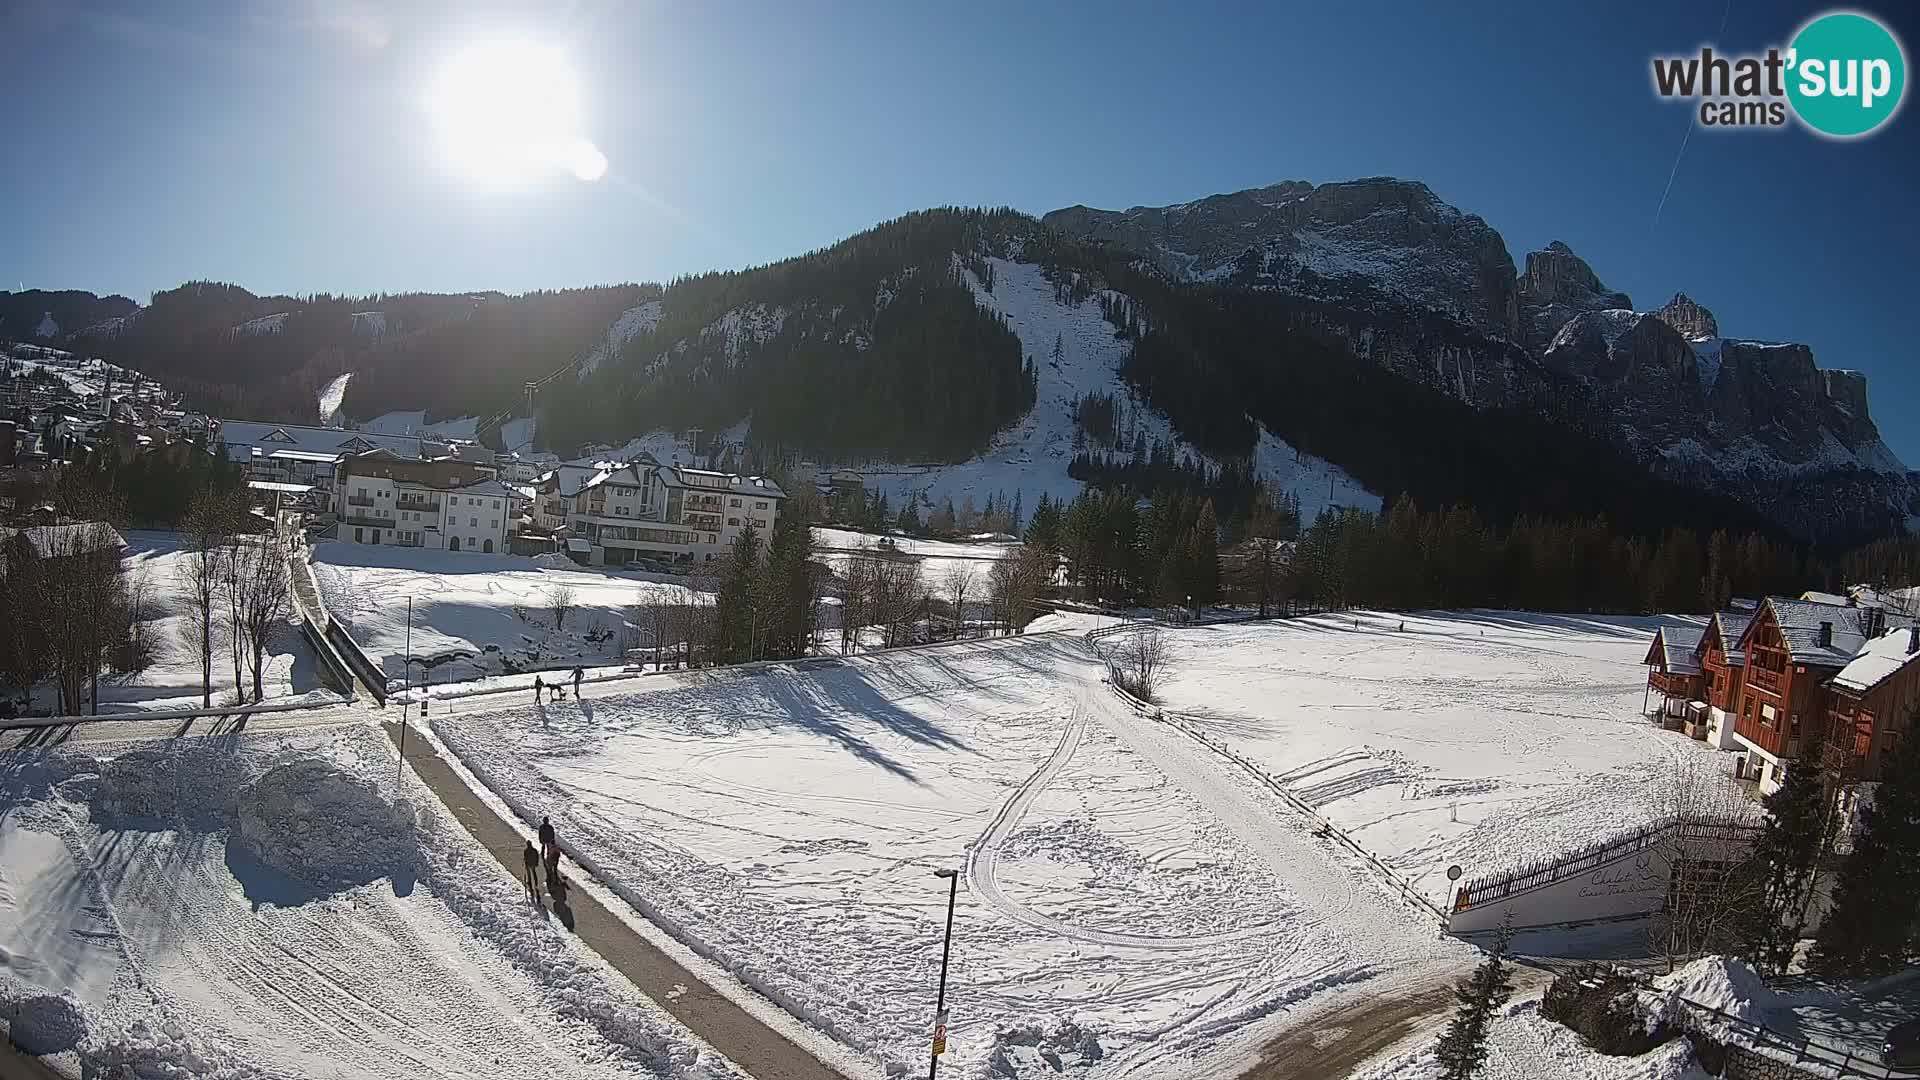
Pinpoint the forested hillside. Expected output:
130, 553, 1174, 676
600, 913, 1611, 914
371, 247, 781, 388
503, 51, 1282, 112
540, 208, 1042, 461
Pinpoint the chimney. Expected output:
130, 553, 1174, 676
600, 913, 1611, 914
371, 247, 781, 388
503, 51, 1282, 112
1866, 607, 1887, 640
1818, 621, 1834, 648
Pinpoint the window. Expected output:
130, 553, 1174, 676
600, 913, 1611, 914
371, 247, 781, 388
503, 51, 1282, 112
356, 487, 367, 498
470, 517, 478, 527
727, 517, 739, 527
492, 499, 500, 509
729, 498, 741, 507
490, 519, 498, 529
756, 500, 767, 509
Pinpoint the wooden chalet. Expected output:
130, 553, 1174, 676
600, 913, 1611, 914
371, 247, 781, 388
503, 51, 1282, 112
1644, 625, 1705, 725
1730, 597, 1900, 791
1822, 623, 1920, 782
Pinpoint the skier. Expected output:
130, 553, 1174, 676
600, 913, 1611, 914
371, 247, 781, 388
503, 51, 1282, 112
521, 840, 541, 899
538, 815, 557, 869
572, 666, 584, 699
533, 675, 544, 703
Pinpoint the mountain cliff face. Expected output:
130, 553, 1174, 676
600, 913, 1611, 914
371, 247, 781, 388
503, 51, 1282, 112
1044, 181, 1916, 543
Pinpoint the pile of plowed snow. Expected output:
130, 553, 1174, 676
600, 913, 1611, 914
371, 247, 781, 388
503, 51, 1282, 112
231, 759, 416, 888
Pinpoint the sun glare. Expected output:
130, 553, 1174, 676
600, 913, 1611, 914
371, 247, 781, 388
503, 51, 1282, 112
429, 39, 607, 187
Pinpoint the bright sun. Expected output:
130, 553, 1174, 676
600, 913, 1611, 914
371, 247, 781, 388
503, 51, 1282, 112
428, 39, 607, 187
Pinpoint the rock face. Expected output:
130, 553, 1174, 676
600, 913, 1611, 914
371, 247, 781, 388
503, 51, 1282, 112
1516, 241, 1633, 352
1047, 180, 1915, 542
1044, 177, 1521, 336
1656, 293, 1719, 340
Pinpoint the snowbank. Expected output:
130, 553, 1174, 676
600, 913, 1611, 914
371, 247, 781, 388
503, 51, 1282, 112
1352, 997, 1707, 1080
1648, 957, 1778, 1028
0, 983, 87, 1055
231, 759, 416, 890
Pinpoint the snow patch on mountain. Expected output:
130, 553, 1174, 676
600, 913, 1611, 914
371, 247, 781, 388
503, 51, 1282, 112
79, 312, 137, 339
34, 312, 58, 339
811, 257, 1375, 521
317, 373, 352, 426
227, 312, 289, 338
362, 410, 481, 440
500, 415, 537, 455
582, 300, 664, 373
350, 311, 387, 339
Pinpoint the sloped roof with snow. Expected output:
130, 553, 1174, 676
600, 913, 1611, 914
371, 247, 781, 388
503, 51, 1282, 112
1743, 597, 1912, 668
1647, 626, 1704, 674
6, 522, 127, 558
1830, 626, 1920, 696
656, 465, 786, 499
1708, 611, 1755, 666
217, 419, 429, 463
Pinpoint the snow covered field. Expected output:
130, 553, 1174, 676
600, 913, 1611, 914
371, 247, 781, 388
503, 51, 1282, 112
0, 724, 740, 1079
1145, 610, 1748, 905
813, 527, 1017, 591
18, 532, 317, 715
430, 634, 1471, 1079
310, 542, 705, 683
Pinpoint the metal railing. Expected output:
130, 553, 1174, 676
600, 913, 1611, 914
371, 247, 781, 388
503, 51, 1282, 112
1675, 997, 1919, 1079
346, 494, 375, 507
1453, 815, 1763, 911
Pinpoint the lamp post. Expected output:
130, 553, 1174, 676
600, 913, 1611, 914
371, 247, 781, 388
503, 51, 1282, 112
398, 596, 412, 785
929, 867, 958, 1080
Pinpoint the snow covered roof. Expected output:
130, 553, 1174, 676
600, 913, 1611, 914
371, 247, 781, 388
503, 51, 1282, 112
218, 419, 429, 463
1801, 590, 1851, 607
655, 464, 786, 499
1703, 611, 1755, 666
3, 522, 126, 559
1829, 626, 1920, 697
538, 461, 628, 497
446, 478, 521, 501
1743, 597, 1912, 668
1646, 626, 1704, 674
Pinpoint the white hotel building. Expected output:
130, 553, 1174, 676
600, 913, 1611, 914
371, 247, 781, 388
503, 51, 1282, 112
533, 455, 785, 567
335, 449, 519, 553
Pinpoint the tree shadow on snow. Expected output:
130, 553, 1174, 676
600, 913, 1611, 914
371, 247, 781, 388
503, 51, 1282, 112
754, 669, 976, 786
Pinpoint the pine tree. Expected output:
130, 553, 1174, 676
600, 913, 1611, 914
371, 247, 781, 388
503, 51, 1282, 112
713, 525, 762, 664
1739, 761, 1834, 974
1434, 922, 1514, 1079
1010, 489, 1024, 533
1188, 501, 1220, 609
1025, 493, 1060, 552
1815, 735, 1920, 976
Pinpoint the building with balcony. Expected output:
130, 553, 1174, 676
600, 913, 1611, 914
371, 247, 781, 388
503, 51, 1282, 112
539, 455, 787, 567
1643, 625, 1704, 724
1729, 597, 1909, 794
1822, 624, 1920, 783
335, 449, 515, 553
1695, 605, 1757, 749
217, 420, 445, 505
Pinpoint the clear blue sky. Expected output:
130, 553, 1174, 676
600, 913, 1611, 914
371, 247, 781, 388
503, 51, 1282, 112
3, 1, 1916, 462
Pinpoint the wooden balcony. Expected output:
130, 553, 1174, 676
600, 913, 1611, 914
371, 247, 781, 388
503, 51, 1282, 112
1746, 666, 1785, 696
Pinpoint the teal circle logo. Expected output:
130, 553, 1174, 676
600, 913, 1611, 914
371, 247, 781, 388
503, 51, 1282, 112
1787, 12, 1907, 137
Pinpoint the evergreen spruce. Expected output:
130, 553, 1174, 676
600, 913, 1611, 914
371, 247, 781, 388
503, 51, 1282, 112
713, 526, 762, 664
1738, 761, 1834, 974
1434, 922, 1514, 1080
1815, 735, 1920, 976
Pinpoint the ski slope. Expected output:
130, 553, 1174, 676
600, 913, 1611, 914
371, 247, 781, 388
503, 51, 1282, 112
0, 725, 740, 1080
1147, 610, 1751, 905
823, 257, 1377, 523
431, 634, 1471, 1079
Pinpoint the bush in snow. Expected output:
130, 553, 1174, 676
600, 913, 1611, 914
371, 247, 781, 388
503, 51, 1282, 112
231, 759, 415, 890
1542, 964, 1673, 1057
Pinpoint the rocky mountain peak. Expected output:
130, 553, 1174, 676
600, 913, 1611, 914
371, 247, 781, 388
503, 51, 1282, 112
1042, 177, 1520, 337
1515, 241, 1632, 352
1655, 293, 1719, 340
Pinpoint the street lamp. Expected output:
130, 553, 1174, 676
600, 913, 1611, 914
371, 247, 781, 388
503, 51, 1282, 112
929, 867, 959, 1080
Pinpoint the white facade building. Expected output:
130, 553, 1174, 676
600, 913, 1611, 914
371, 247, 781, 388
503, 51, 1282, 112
336, 450, 515, 553
547, 456, 785, 567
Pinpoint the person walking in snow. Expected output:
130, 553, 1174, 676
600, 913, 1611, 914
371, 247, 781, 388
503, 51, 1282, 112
538, 815, 557, 869
522, 840, 541, 899
533, 675, 544, 703
572, 666, 584, 699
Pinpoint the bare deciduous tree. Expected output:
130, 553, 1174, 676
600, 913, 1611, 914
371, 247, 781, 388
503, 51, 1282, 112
869, 557, 926, 649
1114, 627, 1169, 702
943, 565, 977, 639
231, 534, 293, 702
547, 584, 577, 630
181, 491, 237, 708
1650, 756, 1767, 972
988, 547, 1054, 634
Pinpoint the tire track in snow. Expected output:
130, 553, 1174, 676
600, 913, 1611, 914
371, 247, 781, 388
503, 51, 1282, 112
966, 708, 1280, 951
